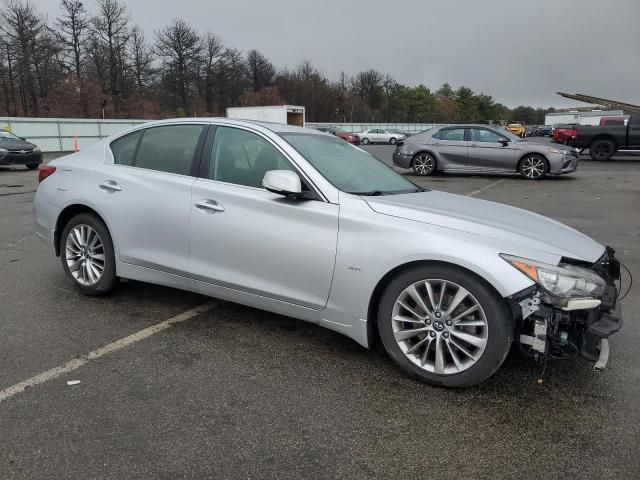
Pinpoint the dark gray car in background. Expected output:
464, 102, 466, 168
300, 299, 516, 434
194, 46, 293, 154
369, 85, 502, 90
0, 129, 43, 170
393, 125, 579, 179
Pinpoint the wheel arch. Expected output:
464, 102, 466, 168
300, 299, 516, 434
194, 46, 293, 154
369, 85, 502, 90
54, 204, 111, 257
588, 134, 618, 150
516, 151, 549, 172
365, 259, 509, 348
411, 149, 439, 168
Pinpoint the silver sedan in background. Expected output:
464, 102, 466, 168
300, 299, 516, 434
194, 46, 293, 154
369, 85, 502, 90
393, 125, 579, 179
359, 128, 407, 145
33, 119, 621, 387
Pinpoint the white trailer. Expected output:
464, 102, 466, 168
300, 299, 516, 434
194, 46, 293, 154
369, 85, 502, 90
545, 110, 625, 126
226, 105, 305, 127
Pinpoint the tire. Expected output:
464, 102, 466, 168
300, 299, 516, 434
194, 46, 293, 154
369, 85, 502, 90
518, 154, 548, 180
60, 213, 117, 296
362, 138, 370, 145
412, 152, 436, 176
389, 137, 397, 145
26, 163, 39, 170
377, 264, 513, 387
589, 138, 616, 161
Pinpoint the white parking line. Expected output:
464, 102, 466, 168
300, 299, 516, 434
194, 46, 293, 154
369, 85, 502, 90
466, 179, 506, 197
0, 302, 217, 404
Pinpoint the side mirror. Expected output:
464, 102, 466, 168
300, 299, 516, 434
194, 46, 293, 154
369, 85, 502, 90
263, 170, 302, 197
498, 137, 509, 146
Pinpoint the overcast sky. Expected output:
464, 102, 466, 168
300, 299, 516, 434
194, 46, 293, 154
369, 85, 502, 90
36, 0, 640, 108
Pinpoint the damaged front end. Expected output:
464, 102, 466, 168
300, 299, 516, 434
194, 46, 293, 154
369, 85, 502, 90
506, 247, 623, 370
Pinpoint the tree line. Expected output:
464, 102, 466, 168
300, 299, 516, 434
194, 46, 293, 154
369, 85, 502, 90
0, 0, 555, 124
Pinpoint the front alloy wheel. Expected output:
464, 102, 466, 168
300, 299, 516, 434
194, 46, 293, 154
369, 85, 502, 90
392, 280, 488, 375
519, 155, 547, 179
377, 265, 512, 387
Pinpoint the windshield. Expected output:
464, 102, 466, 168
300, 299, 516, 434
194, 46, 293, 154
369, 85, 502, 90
0, 130, 21, 142
280, 133, 421, 195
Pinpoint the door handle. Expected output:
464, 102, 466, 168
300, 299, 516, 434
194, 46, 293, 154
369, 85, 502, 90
195, 199, 225, 213
99, 180, 122, 192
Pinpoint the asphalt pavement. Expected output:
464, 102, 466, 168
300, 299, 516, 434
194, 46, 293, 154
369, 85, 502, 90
0, 148, 638, 479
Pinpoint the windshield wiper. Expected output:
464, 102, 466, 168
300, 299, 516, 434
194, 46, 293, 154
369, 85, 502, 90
351, 190, 386, 196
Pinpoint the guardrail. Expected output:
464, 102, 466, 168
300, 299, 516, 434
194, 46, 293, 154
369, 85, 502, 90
1, 117, 453, 152
0, 117, 147, 152
307, 122, 451, 134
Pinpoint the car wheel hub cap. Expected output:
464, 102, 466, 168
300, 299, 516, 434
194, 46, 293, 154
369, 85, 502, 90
523, 157, 544, 178
65, 224, 105, 286
392, 279, 488, 375
415, 155, 433, 174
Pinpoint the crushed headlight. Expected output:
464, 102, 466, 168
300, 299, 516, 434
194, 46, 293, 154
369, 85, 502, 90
501, 254, 606, 307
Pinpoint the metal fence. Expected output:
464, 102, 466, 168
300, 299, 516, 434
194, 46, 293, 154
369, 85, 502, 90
307, 122, 451, 134
0, 117, 452, 152
0, 117, 147, 152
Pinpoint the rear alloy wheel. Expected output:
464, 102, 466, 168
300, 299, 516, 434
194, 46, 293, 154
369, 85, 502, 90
377, 265, 512, 387
412, 153, 436, 176
519, 155, 548, 180
61, 213, 117, 295
589, 139, 616, 161
361, 138, 370, 145
389, 137, 397, 145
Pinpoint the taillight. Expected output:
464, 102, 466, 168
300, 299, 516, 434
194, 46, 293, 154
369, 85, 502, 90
570, 128, 578, 139
38, 165, 56, 183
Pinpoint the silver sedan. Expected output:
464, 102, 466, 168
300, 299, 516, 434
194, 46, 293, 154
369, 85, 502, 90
33, 119, 622, 387
393, 125, 579, 179
359, 128, 406, 145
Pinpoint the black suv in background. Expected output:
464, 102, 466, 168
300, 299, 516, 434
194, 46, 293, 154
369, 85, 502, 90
0, 129, 43, 170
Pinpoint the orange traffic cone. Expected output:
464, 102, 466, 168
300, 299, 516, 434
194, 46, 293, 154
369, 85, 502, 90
73, 136, 79, 152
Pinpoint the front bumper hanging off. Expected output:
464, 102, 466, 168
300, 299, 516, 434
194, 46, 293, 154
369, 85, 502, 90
512, 247, 624, 370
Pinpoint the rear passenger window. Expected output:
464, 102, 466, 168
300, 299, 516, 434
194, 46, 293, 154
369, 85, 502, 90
110, 131, 142, 166
439, 128, 466, 141
133, 125, 204, 176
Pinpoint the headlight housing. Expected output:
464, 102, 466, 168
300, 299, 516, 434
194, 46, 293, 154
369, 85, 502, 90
548, 147, 571, 155
501, 254, 605, 307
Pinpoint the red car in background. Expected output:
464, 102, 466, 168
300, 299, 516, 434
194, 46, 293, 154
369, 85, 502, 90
553, 124, 578, 144
314, 127, 360, 145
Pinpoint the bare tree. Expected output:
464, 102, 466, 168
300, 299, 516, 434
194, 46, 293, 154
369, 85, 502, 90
1, 0, 46, 115
246, 49, 274, 92
129, 25, 154, 99
91, 0, 131, 116
199, 33, 225, 114
155, 19, 202, 115
54, 0, 89, 115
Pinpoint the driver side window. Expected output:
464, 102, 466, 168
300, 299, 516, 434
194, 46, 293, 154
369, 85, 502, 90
209, 127, 293, 188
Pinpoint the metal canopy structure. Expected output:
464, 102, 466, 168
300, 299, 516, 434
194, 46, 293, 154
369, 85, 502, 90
557, 92, 640, 114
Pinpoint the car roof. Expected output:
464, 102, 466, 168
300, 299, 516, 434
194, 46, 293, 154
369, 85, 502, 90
131, 117, 321, 135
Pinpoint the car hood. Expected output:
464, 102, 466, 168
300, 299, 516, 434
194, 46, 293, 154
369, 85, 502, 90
365, 191, 604, 263
0, 138, 35, 151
